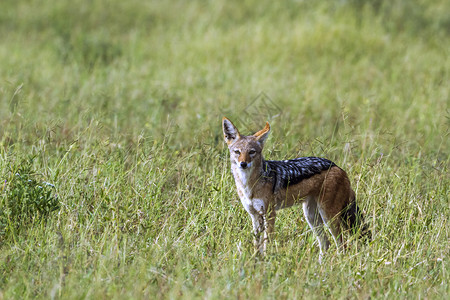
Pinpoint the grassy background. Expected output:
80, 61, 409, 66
0, 0, 449, 298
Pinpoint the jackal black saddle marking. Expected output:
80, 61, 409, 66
263, 157, 336, 192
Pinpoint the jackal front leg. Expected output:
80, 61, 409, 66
265, 207, 276, 244
250, 213, 265, 255
250, 209, 276, 255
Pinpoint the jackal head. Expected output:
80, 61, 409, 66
222, 117, 270, 170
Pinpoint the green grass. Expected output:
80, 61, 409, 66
0, 0, 449, 298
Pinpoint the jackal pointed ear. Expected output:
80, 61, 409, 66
222, 117, 241, 145
253, 122, 270, 145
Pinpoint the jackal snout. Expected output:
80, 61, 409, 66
238, 151, 253, 169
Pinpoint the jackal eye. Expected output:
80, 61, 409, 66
234, 150, 240, 155
249, 149, 256, 155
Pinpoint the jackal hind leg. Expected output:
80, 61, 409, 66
317, 186, 349, 252
302, 197, 331, 262
318, 206, 345, 252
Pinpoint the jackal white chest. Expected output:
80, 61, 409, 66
232, 167, 266, 215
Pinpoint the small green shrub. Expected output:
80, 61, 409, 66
0, 158, 59, 244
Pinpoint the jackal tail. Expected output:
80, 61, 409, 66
341, 200, 371, 241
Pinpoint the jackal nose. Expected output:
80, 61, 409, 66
240, 162, 248, 169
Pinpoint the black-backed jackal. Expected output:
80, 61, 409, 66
222, 117, 370, 259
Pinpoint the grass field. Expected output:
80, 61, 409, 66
0, 0, 449, 299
